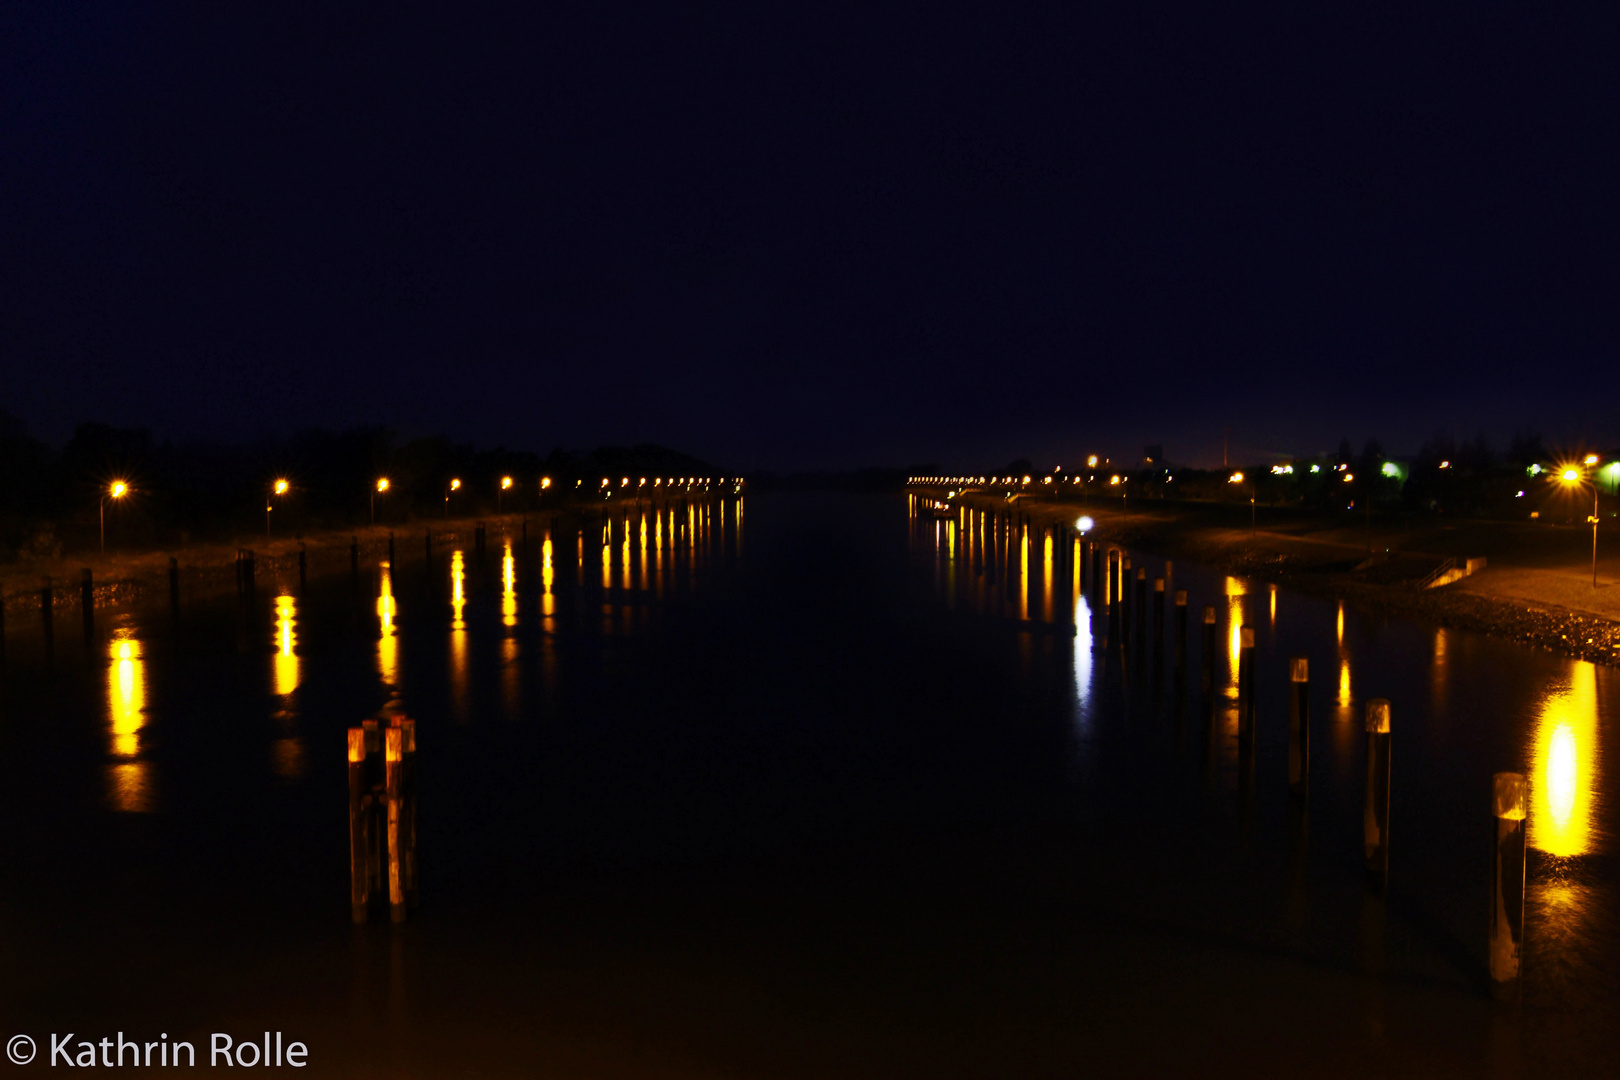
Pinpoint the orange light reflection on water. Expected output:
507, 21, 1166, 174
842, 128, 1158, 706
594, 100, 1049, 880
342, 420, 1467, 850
106, 627, 154, 812
1529, 662, 1601, 858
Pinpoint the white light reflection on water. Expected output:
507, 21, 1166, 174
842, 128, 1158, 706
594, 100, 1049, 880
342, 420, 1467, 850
1072, 594, 1094, 726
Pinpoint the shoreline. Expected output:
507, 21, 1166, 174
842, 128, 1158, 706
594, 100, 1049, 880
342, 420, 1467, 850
944, 491, 1620, 668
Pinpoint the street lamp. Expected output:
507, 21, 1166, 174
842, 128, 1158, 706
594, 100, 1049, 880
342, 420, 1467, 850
446, 477, 461, 517
1559, 466, 1600, 587
499, 475, 513, 513
372, 477, 389, 525
101, 480, 129, 553
268, 477, 289, 537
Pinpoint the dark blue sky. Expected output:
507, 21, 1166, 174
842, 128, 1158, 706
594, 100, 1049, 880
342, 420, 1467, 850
3, 3, 1618, 471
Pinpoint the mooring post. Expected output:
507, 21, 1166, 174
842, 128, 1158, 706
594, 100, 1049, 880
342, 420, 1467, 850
1174, 589, 1188, 672
1120, 557, 1132, 638
351, 537, 360, 578
1153, 578, 1166, 650
1134, 567, 1147, 644
476, 522, 486, 565
169, 557, 180, 619
348, 728, 370, 924
81, 568, 94, 641
385, 726, 406, 923
243, 549, 256, 594
401, 718, 418, 909
387, 531, 395, 566
424, 529, 432, 567
1200, 605, 1217, 699
297, 542, 307, 588
1364, 698, 1392, 885
1490, 771, 1527, 999
1090, 544, 1102, 603
1289, 657, 1310, 797
1237, 626, 1256, 745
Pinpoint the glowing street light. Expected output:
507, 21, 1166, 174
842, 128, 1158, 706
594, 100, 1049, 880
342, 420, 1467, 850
101, 480, 129, 553
540, 476, 552, 490
372, 477, 389, 525
268, 477, 290, 537
499, 475, 513, 513
1558, 465, 1601, 587
446, 477, 461, 517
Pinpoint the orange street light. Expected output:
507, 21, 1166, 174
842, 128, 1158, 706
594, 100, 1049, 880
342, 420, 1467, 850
101, 480, 130, 552
1560, 466, 1600, 586
269, 477, 291, 536
499, 475, 514, 513
446, 477, 461, 517
372, 477, 389, 525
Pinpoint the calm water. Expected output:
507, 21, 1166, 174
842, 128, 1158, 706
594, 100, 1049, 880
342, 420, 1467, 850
0, 493, 1614, 1076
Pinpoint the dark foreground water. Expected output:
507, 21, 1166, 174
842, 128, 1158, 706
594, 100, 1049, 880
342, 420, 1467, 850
0, 493, 1614, 1077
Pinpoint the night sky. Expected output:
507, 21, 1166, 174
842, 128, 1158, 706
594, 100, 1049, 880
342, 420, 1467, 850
4, 4, 1618, 471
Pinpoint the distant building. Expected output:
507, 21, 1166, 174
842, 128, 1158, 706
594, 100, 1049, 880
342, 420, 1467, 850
1143, 445, 1163, 467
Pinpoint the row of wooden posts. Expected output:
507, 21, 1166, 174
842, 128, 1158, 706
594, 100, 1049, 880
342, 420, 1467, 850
935, 515, 1529, 1000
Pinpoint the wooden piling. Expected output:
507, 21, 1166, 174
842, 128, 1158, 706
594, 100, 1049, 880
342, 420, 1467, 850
1153, 578, 1165, 650
1174, 589, 1188, 671
351, 537, 360, 578
1237, 626, 1256, 745
1489, 772, 1527, 998
386, 726, 406, 923
297, 543, 307, 588
388, 531, 395, 566
1364, 698, 1392, 885
169, 557, 180, 620
1289, 657, 1310, 797
348, 728, 370, 924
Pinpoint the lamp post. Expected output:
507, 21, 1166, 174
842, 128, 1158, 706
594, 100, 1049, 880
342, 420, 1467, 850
446, 477, 461, 517
1560, 467, 1599, 587
499, 475, 513, 514
372, 477, 389, 526
268, 477, 289, 537
101, 480, 129, 553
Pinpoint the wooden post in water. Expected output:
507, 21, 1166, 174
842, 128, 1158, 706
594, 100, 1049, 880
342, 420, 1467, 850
351, 537, 360, 578
401, 718, 418, 910
476, 522, 486, 565
424, 529, 432, 566
387, 531, 395, 566
243, 550, 255, 594
348, 728, 370, 923
1090, 544, 1102, 603
1200, 605, 1217, 698
1174, 590, 1188, 671
298, 543, 307, 588
1237, 626, 1256, 745
1153, 578, 1165, 649
80, 568, 94, 642
1490, 772, 1527, 999
1289, 657, 1310, 797
385, 726, 406, 923
1119, 557, 1132, 639
1364, 698, 1392, 885
1134, 567, 1147, 644
169, 557, 180, 620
